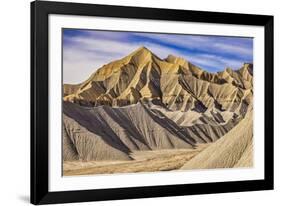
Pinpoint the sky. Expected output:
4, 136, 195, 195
63, 29, 253, 84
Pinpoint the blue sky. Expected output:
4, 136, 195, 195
63, 29, 253, 84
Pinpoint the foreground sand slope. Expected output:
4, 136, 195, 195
181, 108, 253, 170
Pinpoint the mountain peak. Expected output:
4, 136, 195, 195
125, 46, 155, 65
137, 46, 150, 51
131, 46, 152, 55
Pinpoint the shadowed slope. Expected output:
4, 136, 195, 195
63, 114, 131, 161
63, 101, 196, 161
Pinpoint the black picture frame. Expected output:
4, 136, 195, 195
31, 0, 274, 204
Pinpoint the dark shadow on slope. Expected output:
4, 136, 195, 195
103, 105, 151, 150
141, 103, 197, 146
63, 102, 132, 154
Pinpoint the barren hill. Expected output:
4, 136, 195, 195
64, 47, 253, 112
63, 47, 253, 168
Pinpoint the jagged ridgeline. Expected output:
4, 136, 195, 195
63, 47, 253, 162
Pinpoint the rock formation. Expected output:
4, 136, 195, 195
63, 47, 253, 165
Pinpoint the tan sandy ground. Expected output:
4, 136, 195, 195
63, 144, 209, 176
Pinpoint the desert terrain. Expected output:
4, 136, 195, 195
64, 145, 208, 176
63, 47, 253, 176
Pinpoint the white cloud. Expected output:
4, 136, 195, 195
212, 42, 252, 56
63, 37, 140, 83
133, 33, 253, 58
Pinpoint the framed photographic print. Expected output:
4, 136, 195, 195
31, 0, 274, 204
